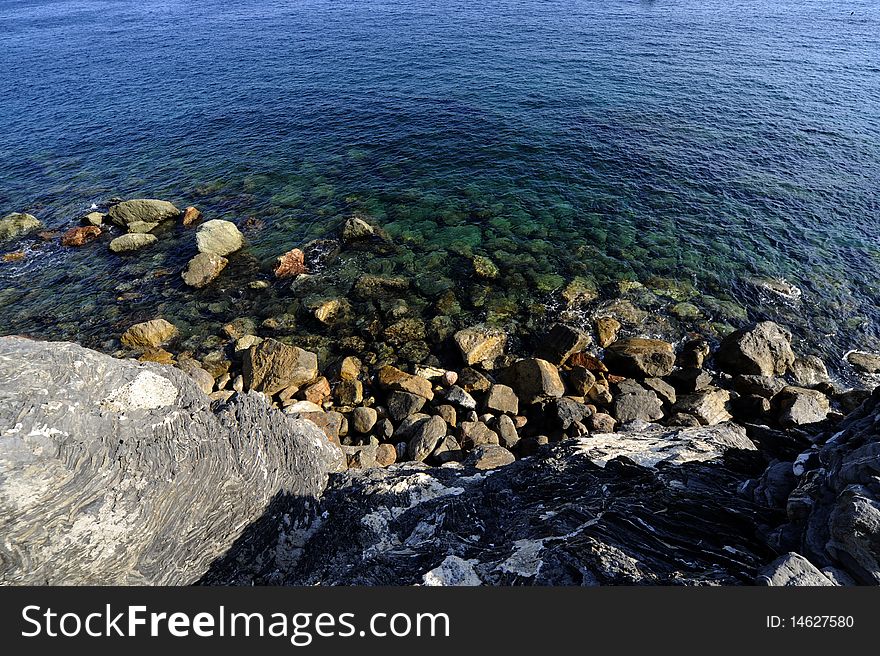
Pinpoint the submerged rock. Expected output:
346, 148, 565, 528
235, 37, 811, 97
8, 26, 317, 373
61, 225, 101, 247
196, 219, 244, 256
0, 336, 342, 585
120, 318, 178, 351
182, 252, 228, 288
846, 351, 880, 374
108, 199, 180, 226
0, 212, 43, 243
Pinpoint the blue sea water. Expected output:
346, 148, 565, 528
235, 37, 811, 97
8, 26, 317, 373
0, 0, 878, 366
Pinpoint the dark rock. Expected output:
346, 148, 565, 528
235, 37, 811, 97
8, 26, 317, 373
485, 383, 519, 415
673, 388, 732, 426
716, 321, 795, 376
753, 461, 798, 508
505, 358, 566, 404
613, 391, 664, 423
604, 338, 675, 378
458, 367, 492, 393
443, 385, 477, 410
433, 435, 464, 463
733, 375, 785, 399
678, 338, 710, 369
552, 398, 593, 430
666, 413, 703, 428
466, 445, 515, 470
536, 324, 591, 366
730, 394, 772, 421
836, 388, 872, 414
334, 379, 363, 406
350, 407, 378, 434
496, 414, 520, 448
667, 368, 713, 393
407, 416, 448, 462
566, 366, 596, 397
386, 391, 426, 423
643, 377, 676, 405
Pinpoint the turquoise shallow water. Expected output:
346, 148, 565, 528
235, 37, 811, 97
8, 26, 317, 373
0, 0, 878, 370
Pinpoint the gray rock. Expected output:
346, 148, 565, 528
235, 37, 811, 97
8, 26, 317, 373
733, 375, 786, 399
242, 338, 319, 396
552, 397, 592, 430
535, 324, 591, 366
588, 412, 617, 432
466, 445, 515, 470
459, 421, 500, 449
109, 233, 158, 253
496, 414, 520, 449
195, 219, 244, 257
407, 415, 448, 462
432, 435, 464, 463
0, 336, 342, 585
350, 407, 378, 434
341, 216, 379, 242
716, 321, 795, 376
756, 553, 834, 586
0, 212, 42, 243
775, 386, 830, 427
604, 338, 676, 378
505, 358, 566, 404
178, 358, 215, 395
846, 351, 880, 374
613, 391, 664, 423
730, 394, 771, 420
673, 387, 732, 426
393, 413, 431, 442
386, 390, 426, 423
667, 368, 712, 393
443, 385, 477, 410
790, 355, 830, 387
107, 199, 180, 227
126, 220, 159, 234
485, 383, 519, 415
643, 377, 676, 405
181, 252, 228, 288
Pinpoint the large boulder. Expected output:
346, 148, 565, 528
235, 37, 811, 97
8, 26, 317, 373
603, 338, 675, 378
0, 212, 42, 243
107, 199, 180, 227
196, 219, 244, 256
0, 336, 342, 585
505, 358, 566, 404
716, 321, 795, 376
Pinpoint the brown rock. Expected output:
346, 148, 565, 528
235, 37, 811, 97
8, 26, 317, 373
242, 338, 319, 396
138, 349, 175, 365
595, 316, 621, 348
453, 325, 507, 366
121, 319, 178, 351
376, 365, 434, 400
376, 443, 397, 467
334, 379, 363, 406
568, 352, 608, 373
506, 358, 566, 404
302, 377, 331, 405
604, 338, 675, 378
536, 324, 591, 366
60, 225, 101, 247
588, 412, 617, 433
181, 252, 228, 288
274, 248, 307, 278
466, 445, 515, 470
182, 206, 202, 226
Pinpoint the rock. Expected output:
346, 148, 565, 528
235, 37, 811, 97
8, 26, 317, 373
222, 317, 257, 340
561, 276, 598, 306
733, 375, 786, 399
443, 385, 477, 410
673, 387, 732, 426
337, 356, 362, 382
846, 351, 880, 374
756, 553, 834, 586
667, 368, 713, 393
458, 368, 491, 393
588, 412, 617, 433
604, 338, 675, 378
753, 461, 798, 508
472, 255, 500, 279
242, 338, 319, 396
83, 211, 104, 227
376, 365, 434, 400
566, 367, 596, 397
302, 377, 331, 405
0, 336, 342, 584
613, 391, 664, 424
506, 358, 566, 404
642, 377, 676, 405
126, 221, 159, 234
341, 216, 377, 241
352, 274, 409, 300
121, 319, 178, 351
343, 445, 378, 469
729, 394, 771, 421
716, 321, 795, 376
196, 219, 244, 256
181, 252, 228, 288
178, 358, 215, 395
432, 436, 464, 463
234, 335, 263, 353
454, 326, 507, 366
536, 324, 591, 366
383, 318, 427, 345
109, 233, 158, 253
407, 416, 448, 462
0, 212, 43, 243
442, 371, 458, 387
376, 443, 397, 467
836, 388, 871, 413
790, 355, 830, 387
334, 379, 363, 406
459, 421, 499, 449
60, 225, 101, 247
595, 317, 621, 348
274, 248, 307, 278
466, 445, 515, 470
108, 199, 180, 227
678, 338, 710, 369
182, 206, 202, 226
552, 398, 592, 431
284, 400, 325, 415
351, 407, 378, 434
485, 384, 519, 415
568, 352, 608, 373
386, 391, 426, 423
496, 414, 519, 448
774, 386, 829, 427
587, 379, 613, 406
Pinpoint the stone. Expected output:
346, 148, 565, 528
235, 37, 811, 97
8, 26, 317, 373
121, 319, 178, 351
552, 398, 592, 430
376, 365, 434, 400
107, 199, 180, 227
536, 324, 591, 366
642, 377, 676, 405
733, 375, 785, 399
466, 445, 515, 470
60, 225, 101, 247
459, 421, 500, 450
196, 219, 244, 256
407, 416, 448, 462
790, 355, 830, 387
222, 317, 257, 340
458, 368, 491, 393
182, 206, 202, 226
433, 436, 464, 463
587, 379, 613, 406
678, 338, 710, 369
376, 443, 397, 467
604, 338, 675, 378
181, 252, 228, 288
351, 407, 378, 434
83, 211, 104, 226
234, 335, 263, 353
613, 391, 664, 424
341, 216, 377, 241
673, 388, 732, 426
126, 221, 159, 233
775, 386, 830, 427
442, 371, 458, 387
242, 338, 319, 396
568, 352, 608, 373
588, 412, 617, 433
0, 336, 343, 585
443, 385, 477, 410
178, 358, 215, 396
485, 384, 519, 415
472, 255, 500, 279
453, 326, 507, 366
302, 377, 331, 405
667, 368, 713, 393
595, 316, 621, 348
284, 400, 325, 415
846, 351, 880, 374
109, 233, 158, 253
434, 404, 457, 428
716, 321, 795, 376
352, 274, 409, 300
566, 367, 596, 397
386, 391, 426, 423
506, 358, 566, 404
343, 445, 378, 469
496, 414, 519, 448
383, 318, 427, 345
729, 394, 771, 421
338, 356, 362, 381
0, 212, 42, 243
756, 553, 834, 586
334, 379, 363, 406
274, 248, 307, 278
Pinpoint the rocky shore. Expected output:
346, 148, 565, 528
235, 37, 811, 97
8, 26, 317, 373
1, 198, 879, 585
